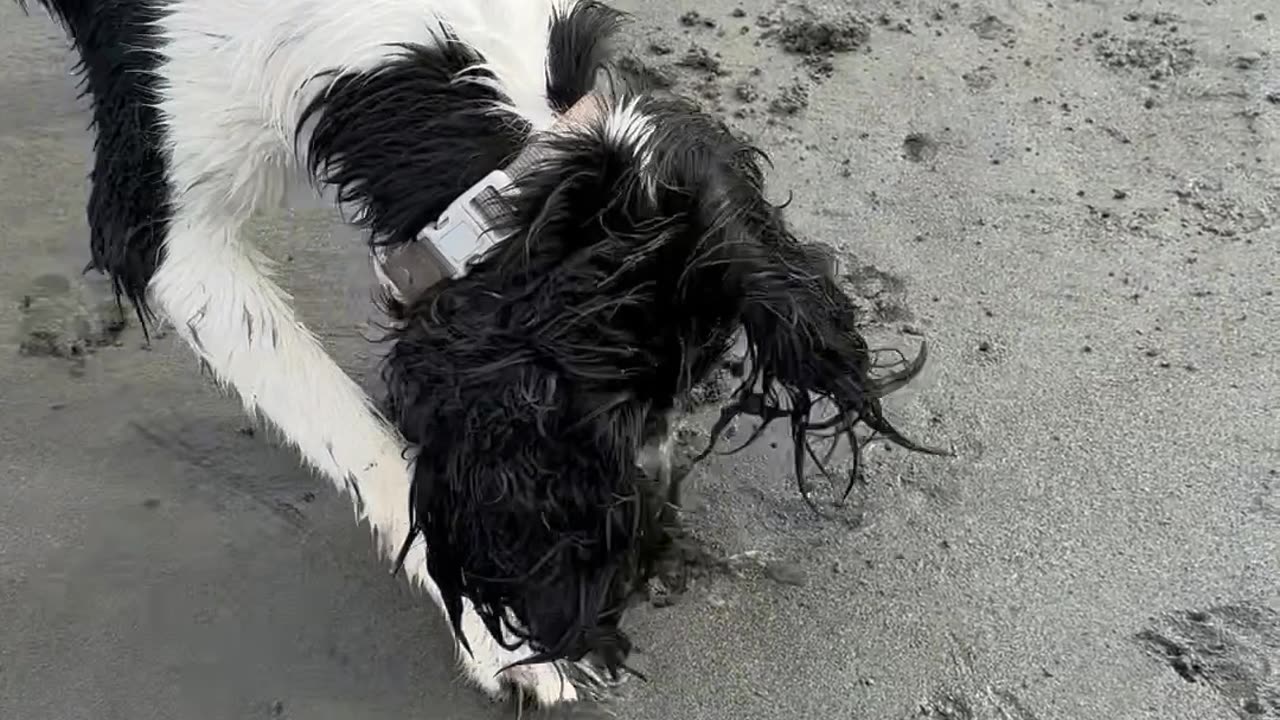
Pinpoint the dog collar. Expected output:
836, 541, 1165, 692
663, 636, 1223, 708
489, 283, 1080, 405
415, 168, 518, 278
375, 95, 603, 300
371, 154, 537, 300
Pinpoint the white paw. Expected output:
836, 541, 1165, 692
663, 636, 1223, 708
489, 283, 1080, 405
456, 651, 506, 700
502, 662, 579, 706
454, 642, 583, 707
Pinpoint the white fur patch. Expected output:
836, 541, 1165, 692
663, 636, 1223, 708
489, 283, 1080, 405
142, 0, 591, 705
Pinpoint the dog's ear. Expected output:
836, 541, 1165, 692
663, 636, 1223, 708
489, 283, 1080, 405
392, 341, 652, 675
688, 188, 949, 506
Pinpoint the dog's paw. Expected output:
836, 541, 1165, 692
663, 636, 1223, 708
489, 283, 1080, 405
502, 662, 579, 706
456, 652, 508, 701
565, 657, 631, 694
456, 651, 584, 707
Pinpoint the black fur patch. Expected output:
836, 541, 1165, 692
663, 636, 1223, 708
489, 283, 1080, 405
302, 3, 630, 249
546, 0, 625, 112
300, 30, 530, 249
20, 0, 173, 327
381, 92, 941, 677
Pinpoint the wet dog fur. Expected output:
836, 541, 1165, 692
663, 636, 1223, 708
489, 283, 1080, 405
19, 0, 940, 704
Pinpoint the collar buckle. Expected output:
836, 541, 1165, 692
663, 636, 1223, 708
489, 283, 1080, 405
417, 169, 515, 278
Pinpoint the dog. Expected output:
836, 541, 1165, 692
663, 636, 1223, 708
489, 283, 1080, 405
20, 0, 943, 707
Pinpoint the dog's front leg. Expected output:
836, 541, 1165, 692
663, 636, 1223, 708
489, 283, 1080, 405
148, 214, 579, 706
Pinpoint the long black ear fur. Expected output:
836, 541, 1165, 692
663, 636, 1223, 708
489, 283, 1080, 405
701, 221, 949, 511
681, 165, 950, 510
620, 97, 949, 511
381, 91, 944, 679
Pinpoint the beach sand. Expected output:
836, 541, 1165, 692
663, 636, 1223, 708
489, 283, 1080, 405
2, 1, 1277, 718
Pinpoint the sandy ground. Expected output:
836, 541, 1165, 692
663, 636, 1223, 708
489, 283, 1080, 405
2, 1, 1278, 719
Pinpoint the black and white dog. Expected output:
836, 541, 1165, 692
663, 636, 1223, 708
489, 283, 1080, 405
21, 0, 941, 707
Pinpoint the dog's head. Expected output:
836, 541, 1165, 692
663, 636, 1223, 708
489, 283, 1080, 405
379, 87, 941, 679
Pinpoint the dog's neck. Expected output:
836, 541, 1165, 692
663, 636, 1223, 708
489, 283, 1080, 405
503, 93, 604, 176
374, 94, 606, 302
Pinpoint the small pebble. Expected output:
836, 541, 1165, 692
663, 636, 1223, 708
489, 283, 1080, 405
1233, 52, 1262, 70
734, 81, 759, 102
679, 10, 713, 28
765, 561, 808, 586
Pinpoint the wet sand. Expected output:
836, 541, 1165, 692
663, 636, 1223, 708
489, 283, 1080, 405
2, 1, 1278, 719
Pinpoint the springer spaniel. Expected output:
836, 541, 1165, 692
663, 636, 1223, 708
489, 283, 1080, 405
20, 0, 943, 707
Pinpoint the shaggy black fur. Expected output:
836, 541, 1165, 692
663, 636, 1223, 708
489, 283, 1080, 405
19, 0, 173, 327
380, 90, 943, 678
545, 0, 625, 113
301, 3, 623, 251
301, 33, 528, 250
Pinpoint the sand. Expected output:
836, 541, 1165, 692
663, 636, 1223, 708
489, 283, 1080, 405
2, 1, 1278, 718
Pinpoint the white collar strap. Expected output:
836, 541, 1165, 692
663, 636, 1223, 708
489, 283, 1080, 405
371, 153, 545, 302
416, 168, 517, 278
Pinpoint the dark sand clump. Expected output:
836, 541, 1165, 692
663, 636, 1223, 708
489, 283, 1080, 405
775, 11, 870, 56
